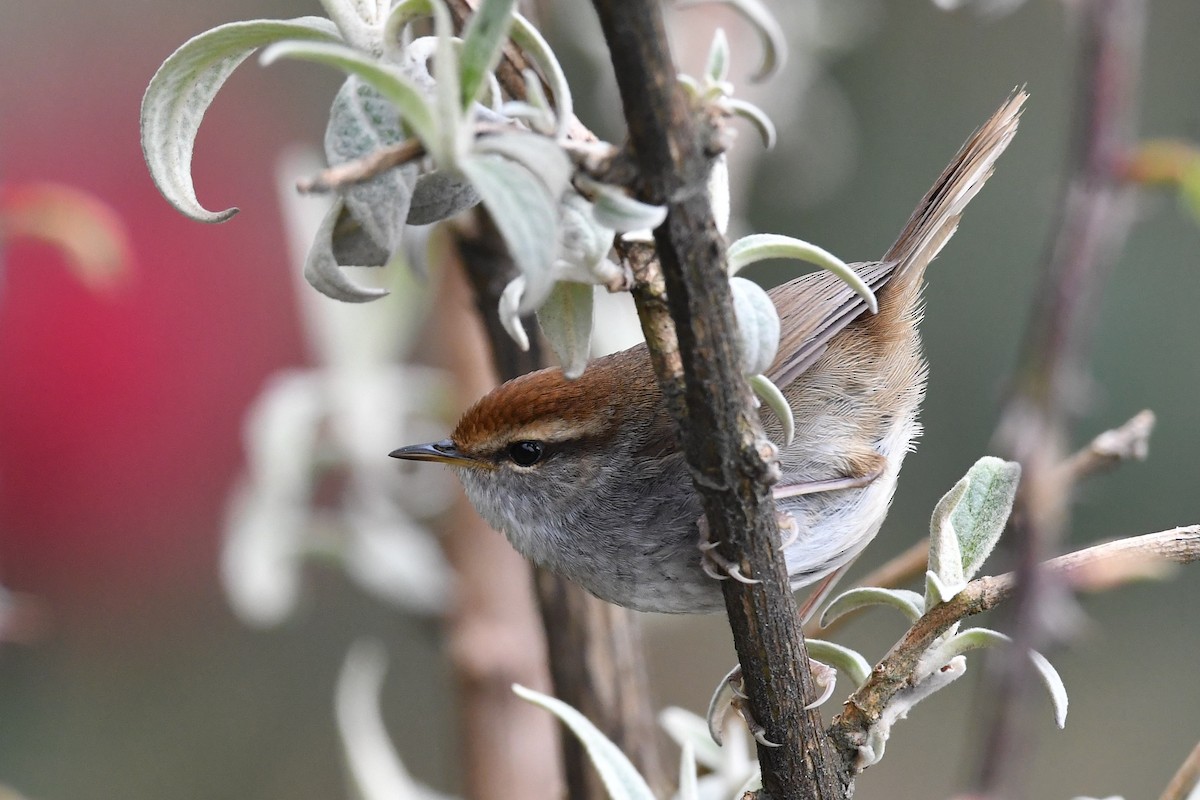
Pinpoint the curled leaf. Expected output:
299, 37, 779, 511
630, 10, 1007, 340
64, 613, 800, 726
305, 198, 390, 302
510, 12, 574, 139
805, 639, 870, 688
0, 182, 132, 289
725, 97, 777, 150
820, 587, 926, 628
1030, 649, 1069, 728
749, 374, 793, 447
498, 276, 530, 351
140, 16, 342, 222
678, 0, 787, 81
726, 233, 876, 313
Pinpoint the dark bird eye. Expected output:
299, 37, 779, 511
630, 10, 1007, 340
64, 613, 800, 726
507, 440, 544, 467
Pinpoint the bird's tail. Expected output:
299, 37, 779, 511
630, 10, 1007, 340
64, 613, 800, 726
879, 91, 1026, 312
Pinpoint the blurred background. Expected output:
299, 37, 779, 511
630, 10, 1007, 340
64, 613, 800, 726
0, 1, 1197, 799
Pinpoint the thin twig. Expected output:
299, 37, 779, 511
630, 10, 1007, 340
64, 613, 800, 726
1055, 408, 1155, 485
298, 138, 427, 193
829, 525, 1199, 765
812, 408, 1155, 639
1159, 740, 1200, 800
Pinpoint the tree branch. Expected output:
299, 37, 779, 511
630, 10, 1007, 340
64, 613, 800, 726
984, 1, 1147, 793
591, 2, 847, 797
829, 525, 1199, 764
450, 211, 666, 800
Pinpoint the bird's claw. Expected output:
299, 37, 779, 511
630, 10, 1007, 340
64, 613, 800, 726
697, 519, 760, 584
732, 695, 783, 748
777, 510, 799, 551
803, 659, 838, 710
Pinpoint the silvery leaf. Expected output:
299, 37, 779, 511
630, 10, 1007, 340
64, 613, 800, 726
578, 176, 668, 233
726, 233, 875, 312
337, 641, 457, 800
498, 276, 530, 351
408, 170, 480, 224
458, 0, 517, 109
725, 98, 777, 149
513, 684, 657, 800
537, 281, 594, 379
305, 197, 390, 302
658, 707, 724, 772
325, 77, 417, 252
329, 205, 390, 267
476, 131, 571, 198
820, 587, 926, 628
952, 456, 1022, 580
729, 276, 780, 376
705, 28, 730, 83
678, 0, 786, 81
260, 40, 441, 159
459, 153, 559, 311
805, 639, 871, 688
140, 16, 342, 222
749, 374, 793, 447
510, 13, 573, 138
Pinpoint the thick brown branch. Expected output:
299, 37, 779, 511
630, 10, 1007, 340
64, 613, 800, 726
590, 1, 846, 797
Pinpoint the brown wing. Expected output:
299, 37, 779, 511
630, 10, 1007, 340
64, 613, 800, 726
766, 260, 896, 388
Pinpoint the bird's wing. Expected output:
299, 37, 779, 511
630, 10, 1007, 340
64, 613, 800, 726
766, 260, 896, 388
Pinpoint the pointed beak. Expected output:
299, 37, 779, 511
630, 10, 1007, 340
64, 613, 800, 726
389, 438, 476, 466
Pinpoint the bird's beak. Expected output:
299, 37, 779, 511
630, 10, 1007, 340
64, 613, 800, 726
389, 439, 476, 466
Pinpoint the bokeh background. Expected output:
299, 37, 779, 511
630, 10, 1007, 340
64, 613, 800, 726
1, 1, 1197, 799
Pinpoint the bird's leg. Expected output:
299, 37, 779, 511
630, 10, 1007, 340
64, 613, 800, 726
771, 453, 887, 500
796, 563, 853, 625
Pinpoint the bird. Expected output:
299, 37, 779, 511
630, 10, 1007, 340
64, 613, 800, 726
391, 93, 1025, 615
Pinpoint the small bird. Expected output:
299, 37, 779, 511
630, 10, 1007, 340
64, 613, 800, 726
392, 94, 1025, 614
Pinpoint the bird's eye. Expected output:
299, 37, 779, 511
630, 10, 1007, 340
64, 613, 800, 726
506, 440, 544, 467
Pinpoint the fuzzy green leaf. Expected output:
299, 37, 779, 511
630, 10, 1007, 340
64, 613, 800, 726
141, 16, 342, 222
460, 154, 559, 311
820, 587, 926, 628
705, 29, 731, 83
475, 131, 571, 199
577, 177, 667, 233
261, 40, 440, 158
538, 282, 594, 379
459, 0, 517, 109
725, 97, 777, 149
730, 276, 781, 376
